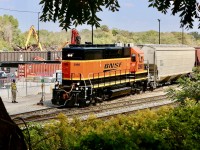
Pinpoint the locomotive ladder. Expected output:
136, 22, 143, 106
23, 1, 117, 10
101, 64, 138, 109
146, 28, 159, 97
71, 73, 93, 98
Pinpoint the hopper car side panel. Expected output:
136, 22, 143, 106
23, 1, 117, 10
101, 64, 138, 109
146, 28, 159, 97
138, 44, 195, 86
156, 50, 195, 77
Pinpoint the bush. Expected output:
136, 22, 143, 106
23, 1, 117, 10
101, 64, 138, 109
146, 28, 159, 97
24, 103, 200, 150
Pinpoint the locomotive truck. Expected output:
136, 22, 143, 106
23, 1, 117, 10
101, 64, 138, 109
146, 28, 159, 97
51, 44, 195, 107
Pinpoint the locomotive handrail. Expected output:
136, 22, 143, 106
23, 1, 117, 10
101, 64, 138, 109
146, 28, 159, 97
88, 69, 132, 88
71, 73, 87, 86
71, 72, 89, 99
87, 73, 94, 95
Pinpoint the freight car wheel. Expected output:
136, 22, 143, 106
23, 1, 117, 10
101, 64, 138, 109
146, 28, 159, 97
136, 89, 142, 94
64, 100, 75, 107
97, 93, 105, 103
78, 100, 86, 108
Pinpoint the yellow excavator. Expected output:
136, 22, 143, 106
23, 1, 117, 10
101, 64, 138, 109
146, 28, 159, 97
25, 25, 43, 51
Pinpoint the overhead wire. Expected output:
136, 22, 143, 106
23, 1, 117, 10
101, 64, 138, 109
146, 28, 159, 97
0, 7, 39, 13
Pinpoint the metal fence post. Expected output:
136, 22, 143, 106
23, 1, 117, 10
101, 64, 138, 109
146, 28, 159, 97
26, 79, 28, 96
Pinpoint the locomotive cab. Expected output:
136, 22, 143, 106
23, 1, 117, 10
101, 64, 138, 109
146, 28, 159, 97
130, 47, 145, 73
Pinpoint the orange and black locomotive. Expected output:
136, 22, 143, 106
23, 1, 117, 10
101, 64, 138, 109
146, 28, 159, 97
52, 44, 148, 107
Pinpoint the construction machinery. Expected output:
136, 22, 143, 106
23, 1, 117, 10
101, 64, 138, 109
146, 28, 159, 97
25, 25, 43, 51
13, 25, 43, 51
71, 28, 81, 44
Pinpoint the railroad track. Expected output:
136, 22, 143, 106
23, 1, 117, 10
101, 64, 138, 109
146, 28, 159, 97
11, 92, 176, 125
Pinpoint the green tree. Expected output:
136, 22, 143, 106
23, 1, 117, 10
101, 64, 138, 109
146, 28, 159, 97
189, 32, 200, 40
148, 0, 200, 29
101, 25, 109, 32
112, 28, 118, 36
167, 72, 200, 104
40, 0, 120, 30
40, 1, 200, 30
0, 15, 22, 51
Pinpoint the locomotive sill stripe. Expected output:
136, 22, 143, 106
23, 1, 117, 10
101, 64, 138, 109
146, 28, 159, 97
62, 74, 128, 80
93, 77, 148, 88
62, 58, 130, 62
63, 70, 148, 80
63, 74, 148, 81
135, 70, 148, 74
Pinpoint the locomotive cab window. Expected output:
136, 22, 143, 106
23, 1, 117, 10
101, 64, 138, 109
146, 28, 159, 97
84, 50, 102, 60
138, 54, 144, 62
123, 48, 130, 57
131, 54, 136, 62
104, 48, 123, 59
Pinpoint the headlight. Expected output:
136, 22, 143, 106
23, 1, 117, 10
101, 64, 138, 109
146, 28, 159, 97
76, 87, 79, 90
85, 87, 88, 90
67, 53, 74, 57
77, 82, 80, 86
55, 81, 59, 86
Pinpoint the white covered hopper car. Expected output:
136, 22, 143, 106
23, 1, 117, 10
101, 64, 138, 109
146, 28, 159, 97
137, 44, 195, 88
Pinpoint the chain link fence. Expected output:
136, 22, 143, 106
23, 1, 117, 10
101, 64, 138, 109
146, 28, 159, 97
0, 77, 55, 100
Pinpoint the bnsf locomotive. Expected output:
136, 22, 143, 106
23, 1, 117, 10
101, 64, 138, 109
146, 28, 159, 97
52, 44, 195, 107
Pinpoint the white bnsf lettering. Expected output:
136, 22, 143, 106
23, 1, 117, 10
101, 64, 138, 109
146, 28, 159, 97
104, 62, 122, 70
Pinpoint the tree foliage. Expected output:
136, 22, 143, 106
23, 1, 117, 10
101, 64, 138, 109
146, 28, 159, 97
189, 31, 200, 40
148, 0, 200, 29
39, 0, 120, 30
39, 0, 200, 30
0, 15, 22, 50
1, 14, 200, 51
25, 102, 200, 149
166, 70, 200, 104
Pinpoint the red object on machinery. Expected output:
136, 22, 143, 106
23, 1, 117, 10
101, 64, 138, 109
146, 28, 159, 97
71, 28, 81, 44
57, 28, 81, 51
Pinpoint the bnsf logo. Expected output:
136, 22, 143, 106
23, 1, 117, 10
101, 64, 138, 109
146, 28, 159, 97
104, 62, 122, 70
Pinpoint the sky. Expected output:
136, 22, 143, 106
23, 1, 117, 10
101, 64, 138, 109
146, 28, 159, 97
0, 0, 199, 33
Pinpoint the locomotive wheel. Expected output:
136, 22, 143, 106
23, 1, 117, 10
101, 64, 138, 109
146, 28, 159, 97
95, 89, 106, 103
98, 93, 105, 103
131, 88, 136, 95
136, 89, 142, 94
78, 99, 86, 108
64, 100, 75, 107
63, 94, 77, 107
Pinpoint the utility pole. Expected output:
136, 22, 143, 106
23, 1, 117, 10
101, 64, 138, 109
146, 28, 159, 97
38, 12, 40, 43
158, 19, 161, 44
182, 27, 184, 44
92, 25, 94, 45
